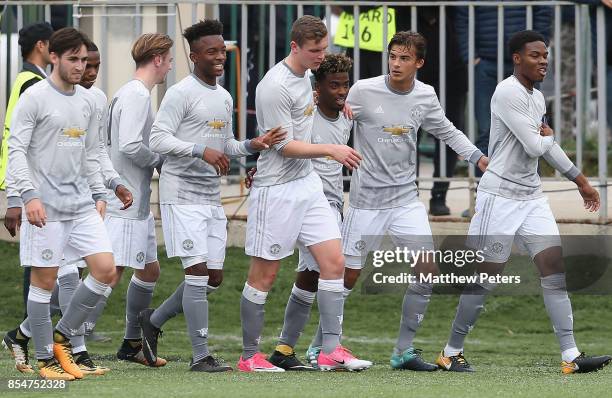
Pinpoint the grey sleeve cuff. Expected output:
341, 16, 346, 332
22, 189, 40, 204
244, 139, 257, 154
108, 178, 123, 193
7, 196, 23, 208
468, 150, 485, 165
192, 144, 206, 158
92, 193, 107, 202
564, 166, 581, 181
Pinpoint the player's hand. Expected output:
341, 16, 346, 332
96, 200, 107, 218
250, 126, 287, 151
245, 167, 257, 189
602, 0, 612, 9
4, 207, 22, 237
477, 156, 489, 173
578, 183, 600, 212
25, 198, 46, 228
342, 102, 353, 120
328, 144, 362, 171
203, 147, 230, 175
540, 123, 554, 137
115, 185, 133, 210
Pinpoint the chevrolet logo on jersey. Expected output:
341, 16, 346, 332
207, 119, 227, 130
304, 104, 315, 116
62, 127, 86, 138
382, 125, 411, 136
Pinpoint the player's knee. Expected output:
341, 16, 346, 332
534, 246, 564, 276
139, 261, 160, 282
344, 268, 361, 290
93, 264, 116, 285
208, 271, 223, 288
321, 253, 345, 278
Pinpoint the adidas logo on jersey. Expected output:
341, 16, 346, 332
374, 105, 384, 114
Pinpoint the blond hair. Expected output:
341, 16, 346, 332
131, 33, 173, 67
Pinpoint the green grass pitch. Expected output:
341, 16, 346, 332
0, 242, 610, 397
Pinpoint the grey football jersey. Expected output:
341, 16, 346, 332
149, 74, 254, 206
479, 76, 579, 200
311, 109, 352, 209
252, 61, 315, 187
105, 80, 161, 220
348, 75, 483, 209
7, 79, 106, 220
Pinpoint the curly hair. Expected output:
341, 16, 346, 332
313, 53, 353, 82
388, 31, 427, 60
183, 19, 223, 48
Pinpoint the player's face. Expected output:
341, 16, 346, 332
515, 41, 548, 83
388, 44, 424, 85
52, 44, 88, 85
191, 35, 226, 80
80, 50, 100, 89
155, 51, 173, 84
40, 40, 51, 65
317, 72, 350, 112
293, 37, 328, 70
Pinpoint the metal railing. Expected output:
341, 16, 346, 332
0, 1, 609, 221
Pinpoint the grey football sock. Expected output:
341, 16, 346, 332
56, 275, 107, 338
395, 282, 433, 353
541, 273, 577, 354
278, 284, 316, 348
445, 280, 496, 355
183, 276, 210, 362
311, 287, 351, 348
240, 283, 267, 359
57, 268, 86, 344
49, 284, 61, 317
124, 275, 155, 340
151, 281, 185, 329
84, 287, 112, 335
27, 286, 54, 360
318, 279, 344, 354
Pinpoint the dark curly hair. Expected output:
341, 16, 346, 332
183, 19, 223, 49
313, 53, 353, 82
508, 30, 547, 56
388, 31, 427, 60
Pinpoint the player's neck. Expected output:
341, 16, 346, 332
388, 75, 415, 93
133, 68, 156, 91
284, 54, 307, 76
513, 71, 535, 91
318, 104, 339, 120
49, 71, 74, 93
193, 68, 217, 87
26, 53, 48, 71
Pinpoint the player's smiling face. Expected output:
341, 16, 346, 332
316, 72, 350, 113
52, 44, 88, 85
514, 41, 548, 83
191, 34, 227, 83
388, 44, 424, 86
80, 50, 100, 89
293, 37, 328, 70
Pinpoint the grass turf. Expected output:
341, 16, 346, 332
0, 241, 611, 397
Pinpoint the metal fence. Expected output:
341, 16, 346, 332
0, 1, 609, 221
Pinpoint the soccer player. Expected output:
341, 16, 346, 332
2, 22, 54, 322
435, 30, 612, 374
104, 33, 172, 367
7, 27, 116, 380
341, 31, 487, 371
2, 40, 133, 377
261, 53, 371, 371
141, 19, 285, 372
239, 16, 364, 373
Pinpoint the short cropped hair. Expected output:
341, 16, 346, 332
49, 27, 91, 57
313, 53, 353, 82
18, 22, 53, 59
131, 33, 173, 67
290, 15, 327, 47
183, 19, 223, 49
388, 31, 427, 60
508, 30, 547, 55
